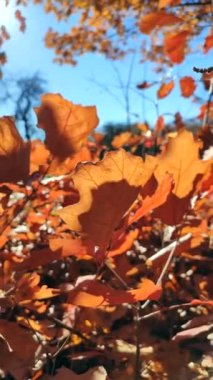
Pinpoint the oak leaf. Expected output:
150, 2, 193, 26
29, 139, 50, 174
15, 272, 60, 304
157, 81, 174, 98
34, 93, 99, 158
112, 131, 132, 148
140, 11, 181, 34
128, 174, 173, 225
0, 320, 38, 380
58, 150, 156, 250
67, 279, 161, 307
164, 30, 189, 64
108, 229, 139, 257
154, 129, 207, 198
179, 76, 196, 97
0, 117, 29, 182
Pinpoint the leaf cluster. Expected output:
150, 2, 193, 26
0, 93, 212, 379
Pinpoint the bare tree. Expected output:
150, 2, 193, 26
0, 72, 47, 140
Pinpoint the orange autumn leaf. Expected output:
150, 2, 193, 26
58, 149, 156, 250
203, 28, 213, 53
157, 80, 174, 99
15, 272, 60, 304
29, 139, 50, 174
198, 102, 213, 121
180, 220, 208, 249
11, 239, 93, 272
0, 117, 30, 182
48, 146, 93, 175
139, 11, 181, 34
34, 93, 99, 158
128, 174, 173, 225
17, 317, 57, 341
0, 320, 38, 380
112, 131, 132, 148
67, 279, 162, 307
154, 129, 208, 198
49, 236, 94, 260
155, 116, 165, 132
179, 76, 196, 98
108, 228, 139, 257
164, 30, 189, 64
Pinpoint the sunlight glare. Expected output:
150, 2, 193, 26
0, 1, 16, 31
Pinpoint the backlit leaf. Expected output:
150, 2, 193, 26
128, 174, 173, 225
67, 279, 162, 307
140, 12, 181, 34
157, 81, 174, 98
0, 117, 29, 182
35, 93, 99, 158
58, 149, 156, 250
164, 30, 189, 64
154, 129, 208, 198
204, 28, 213, 53
179, 76, 196, 97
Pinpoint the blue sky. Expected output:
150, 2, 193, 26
0, 0, 212, 136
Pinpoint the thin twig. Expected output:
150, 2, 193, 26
140, 302, 196, 321
156, 241, 177, 285
148, 233, 192, 262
